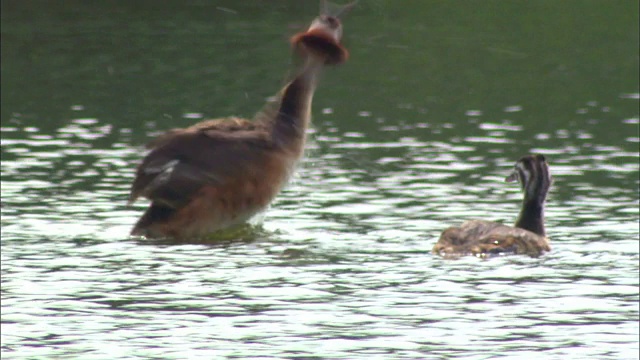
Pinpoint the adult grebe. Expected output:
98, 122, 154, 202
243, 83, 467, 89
129, 1, 355, 238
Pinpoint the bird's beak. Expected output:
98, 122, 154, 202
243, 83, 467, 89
505, 170, 519, 183
322, 0, 358, 19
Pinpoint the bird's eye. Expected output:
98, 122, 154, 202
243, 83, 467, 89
324, 16, 339, 28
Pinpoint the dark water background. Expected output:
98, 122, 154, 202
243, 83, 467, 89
2, 1, 638, 359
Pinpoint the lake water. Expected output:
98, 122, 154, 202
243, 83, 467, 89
2, 1, 639, 359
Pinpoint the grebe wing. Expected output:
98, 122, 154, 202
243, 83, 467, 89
129, 128, 273, 209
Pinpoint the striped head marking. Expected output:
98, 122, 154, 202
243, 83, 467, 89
505, 154, 551, 201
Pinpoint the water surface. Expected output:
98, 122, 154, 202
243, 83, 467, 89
2, 1, 639, 359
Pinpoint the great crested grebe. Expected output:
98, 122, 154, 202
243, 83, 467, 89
128, 1, 355, 239
433, 154, 552, 258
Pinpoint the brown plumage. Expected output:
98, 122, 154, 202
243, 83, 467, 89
433, 154, 552, 258
128, 2, 354, 239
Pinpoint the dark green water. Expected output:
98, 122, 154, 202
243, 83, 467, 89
2, 1, 638, 359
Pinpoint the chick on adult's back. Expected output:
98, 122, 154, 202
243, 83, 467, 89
433, 154, 552, 258
128, 2, 355, 239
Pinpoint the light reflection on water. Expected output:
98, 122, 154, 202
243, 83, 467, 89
2, 0, 639, 355
1, 110, 638, 359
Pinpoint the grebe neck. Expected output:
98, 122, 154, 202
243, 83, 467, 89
515, 199, 546, 236
269, 57, 325, 152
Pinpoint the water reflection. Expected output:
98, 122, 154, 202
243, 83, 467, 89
4, 106, 637, 357
2, 1, 639, 359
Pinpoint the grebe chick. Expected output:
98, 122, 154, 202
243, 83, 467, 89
433, 154, 552, 258
128, 2, 354, 239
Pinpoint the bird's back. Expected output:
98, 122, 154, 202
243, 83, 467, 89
434, 220, 551, 258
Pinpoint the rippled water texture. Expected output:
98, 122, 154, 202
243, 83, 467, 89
2, 1, 639, 359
